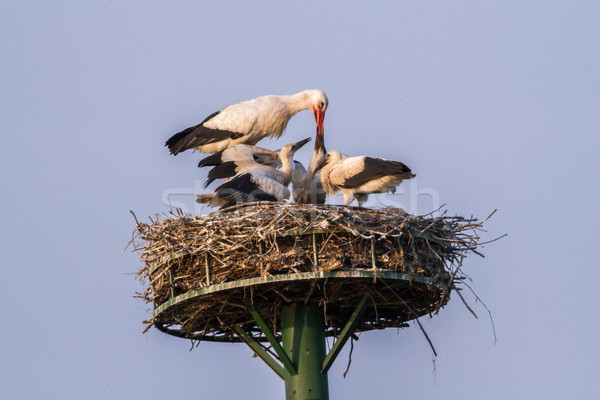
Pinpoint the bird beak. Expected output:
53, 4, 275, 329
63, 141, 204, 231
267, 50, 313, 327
313, 109, 325, 137
292, 137, 312, 152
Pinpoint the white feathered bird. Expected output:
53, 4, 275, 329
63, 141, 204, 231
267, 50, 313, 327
320, 151, 416, 207
166, 90, 328, 154
198, 144, 279, 167
198, 139, 327, 204
197, 138, 311, 208
292, 132, 327, 204
199, 144, 280, 187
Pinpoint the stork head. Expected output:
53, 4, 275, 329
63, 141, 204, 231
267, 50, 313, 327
323, 150, 344, 166
280, 137, 312, 159
290, 137, 312, 154
305, 89, 328, 138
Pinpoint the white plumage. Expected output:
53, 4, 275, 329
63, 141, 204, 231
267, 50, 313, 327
199, 144, 280, 187
198, 144, 279, 167
320, 150, 416, 207
166, 90, 328, 154
197, 138, 311, 208
292, 133, 327, 204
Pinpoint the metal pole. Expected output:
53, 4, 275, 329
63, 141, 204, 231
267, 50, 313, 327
281, 303, 329, 400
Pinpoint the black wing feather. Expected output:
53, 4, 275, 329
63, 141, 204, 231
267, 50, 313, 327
341, 157, 413, 188
203, 161, 240, 188
214, 174, 278, 205
198, 150, 226, 167
165, 110, 244, 155
208, 162, 239, 181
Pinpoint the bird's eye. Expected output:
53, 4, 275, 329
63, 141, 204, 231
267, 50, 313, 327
319, 101, 325, 110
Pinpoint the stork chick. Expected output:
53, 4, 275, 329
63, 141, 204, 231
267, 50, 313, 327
291, 162, 326, 205
199, 144, 279, 188
320, 151, 415, 207
293, 128, 327, 204
198, 144, 279, 167
197, 138, 311, 208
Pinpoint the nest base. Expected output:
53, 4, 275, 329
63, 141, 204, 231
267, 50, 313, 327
133, 203, 484, 341
153, 270, 448, 342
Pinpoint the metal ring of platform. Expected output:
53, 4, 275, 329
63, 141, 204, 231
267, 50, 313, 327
153, 270, 449, 342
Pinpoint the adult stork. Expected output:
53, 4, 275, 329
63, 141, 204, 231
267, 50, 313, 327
197, 138, 311, 208
166, 89, 328, 155
320, 151, 416, 207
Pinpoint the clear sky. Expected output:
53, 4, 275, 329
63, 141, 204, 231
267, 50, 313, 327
2, 1, 599, 399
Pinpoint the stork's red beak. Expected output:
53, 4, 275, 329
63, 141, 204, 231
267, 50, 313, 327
313, 109, 325, 137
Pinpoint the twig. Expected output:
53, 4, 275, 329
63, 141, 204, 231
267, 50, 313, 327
462, 280, 497, 344
343, 337, 355, 378
415, 317, 438, 357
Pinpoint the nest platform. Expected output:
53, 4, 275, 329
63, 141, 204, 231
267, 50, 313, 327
133, 203, 483, 342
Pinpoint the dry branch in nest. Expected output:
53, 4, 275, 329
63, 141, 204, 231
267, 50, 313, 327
131, 203, 488, 341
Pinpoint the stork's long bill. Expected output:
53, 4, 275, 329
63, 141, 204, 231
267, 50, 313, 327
291, 137, 312, 152
313, 109, 325, 138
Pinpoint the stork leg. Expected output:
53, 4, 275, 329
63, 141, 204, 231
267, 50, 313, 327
343, 192, 355, 207
355, 194, 369, 208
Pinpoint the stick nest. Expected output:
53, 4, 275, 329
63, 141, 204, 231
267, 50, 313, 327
132, 203, 486, 341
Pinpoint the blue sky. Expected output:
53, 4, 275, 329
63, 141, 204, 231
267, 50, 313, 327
1, 1, 599, 399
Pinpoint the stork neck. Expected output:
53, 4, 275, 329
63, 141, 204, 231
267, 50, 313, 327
307, 136, 327, 176
281, 91, 313, 115
280, 155, 294, 174
279, 154, 295, 185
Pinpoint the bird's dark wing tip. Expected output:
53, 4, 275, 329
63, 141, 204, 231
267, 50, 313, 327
198, 150, 225, 167
207, 162, 239, 181
203, 178, 215, 189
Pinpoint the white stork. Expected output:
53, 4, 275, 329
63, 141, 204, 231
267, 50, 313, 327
197, 144, 279, 167
293, 133, 327, 204
290, 161, 326, 205
199, 144, 280, 187
320, 151, 416, 207
196, 138, 311, 208
166, 89, 328, 155
201, 148, 321, 199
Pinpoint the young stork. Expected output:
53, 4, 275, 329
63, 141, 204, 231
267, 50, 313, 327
320, 151, 416, 207
166, 89, 328, 155
199, 141, 326, 202
198, 144, 279, 167
196, 138, 311, 208
293, 131, 327, 204
199, 144, 280, 187
290, 162, 326, 205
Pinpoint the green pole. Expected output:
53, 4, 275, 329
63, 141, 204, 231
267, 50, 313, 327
281, 303, 329, 400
